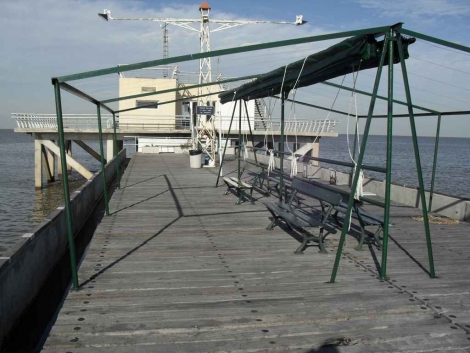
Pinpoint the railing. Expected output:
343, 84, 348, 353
259, 118, 338, 133
12, 113, 337, 134
13, 114, 116, 130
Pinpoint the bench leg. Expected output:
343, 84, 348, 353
236, 190, 243, 205
249, 188, 255, 204
266, 217, 279, 230
223, 185, 231, 195
355, 225, 367, 251
318, 228, 328, 254
374, 228, 383, 250
294, 234, 309, 255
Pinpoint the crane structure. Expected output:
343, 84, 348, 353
98, 2, 306, 166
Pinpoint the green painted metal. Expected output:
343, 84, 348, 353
429, 114, 441, 211
244, 100, 258, 164
279, 93, 286, 202
330, 35, 389, 283
322, 82, 438, 114
216, 100, 237, 186
101, 74, 260, 104
238, 100, 242, 182
58, 82, 115, 114
96, 105, 110, 216
400, 28, 470, 54
115, 91, 215, 114
397, 36, 436, 278
53, 82, 79, 290
55, 25, 393, 83
362, 110, 470, 118
112, 112, 121, 189
380, 30, 395, 280
274, 96, 352, 116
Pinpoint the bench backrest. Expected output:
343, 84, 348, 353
291, 178, 342, 206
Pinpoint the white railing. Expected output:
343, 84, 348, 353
13, 114, 116, 130
259, 118, 338, 133
12, 113, 337, 134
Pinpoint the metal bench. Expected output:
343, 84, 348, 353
222, 176, 255, 205
263, 178, 342, 254
306, 179, 385, 251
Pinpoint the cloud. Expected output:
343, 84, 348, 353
358, 0, 470, 17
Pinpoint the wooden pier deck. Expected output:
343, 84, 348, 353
43, 154, 470, 352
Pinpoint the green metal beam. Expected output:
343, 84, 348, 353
381, 29, 395, 280
53, 82, 79, 290
399, 28, 470, 54
56, 81, 115, 114
115, 92, 216, 114
54, 25, 393, 83
330, 33, 389, 284
321, 81, 439, 114
101, 74, 260, 103
273, 96, 352, 116
361, 110, 469, 118
397, 35, 436, 278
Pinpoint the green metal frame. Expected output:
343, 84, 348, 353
102, 74, 259, 103
53, 81, 79, 291
55, 26, 394, 83
52, 22, 470, 286
429, 114, 441, 211
96, 105, 110, 216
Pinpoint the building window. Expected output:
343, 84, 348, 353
142, 87, 156, 92
136, 100, 158, 109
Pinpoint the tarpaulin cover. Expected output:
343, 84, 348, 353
219, 32, 414, 104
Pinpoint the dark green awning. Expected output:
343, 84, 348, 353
219, 31, 414, 104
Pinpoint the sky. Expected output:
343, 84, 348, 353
1, 0, 470, 137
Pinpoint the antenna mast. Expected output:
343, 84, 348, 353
98, 3, 307, 164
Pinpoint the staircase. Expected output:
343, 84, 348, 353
254, 99, 267, 130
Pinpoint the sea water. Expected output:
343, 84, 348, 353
0, 130, 468, 255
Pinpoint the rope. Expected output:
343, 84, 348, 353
286, 56, 309, 178
346, 62, 363, 201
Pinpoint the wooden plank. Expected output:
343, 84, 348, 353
42, 153, 470, 352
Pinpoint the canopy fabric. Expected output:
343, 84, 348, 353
219, 32, 414, 104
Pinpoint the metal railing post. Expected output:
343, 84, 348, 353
53, 81, 80, 290
96, 105, 110, 216
397, 35, 436, 278
112, 112, 121, 189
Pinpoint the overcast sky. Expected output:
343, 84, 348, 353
1, 0, 469, 137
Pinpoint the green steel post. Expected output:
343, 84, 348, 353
112, 113, 121, 189
53, 81, 79, 290
238, 100, 242, 181
216, 100, 237, 186
381, 30, 395, 279
244, 100, 257, 164
330, 36, 389, 283
279, 92, 286, 201
397, 36, 436, 278
429, 114, 441, 212
96, 105, 110, 216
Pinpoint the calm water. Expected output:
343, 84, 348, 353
0, 130, 105, 255
0, 130, 468, 255
319, 135, 470, 198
